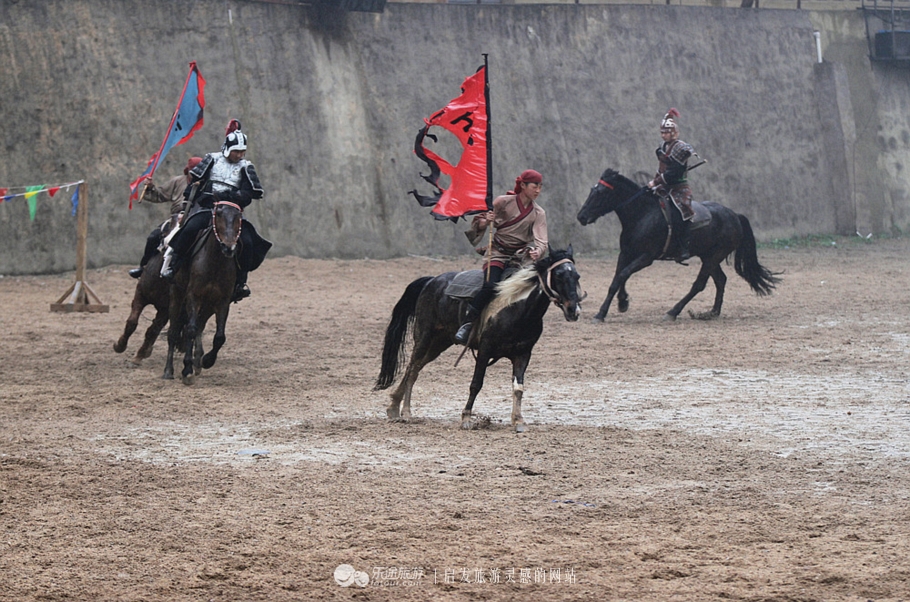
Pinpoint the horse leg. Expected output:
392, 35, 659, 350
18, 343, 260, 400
665, 261, 714, 320
113, 297, 145, 355
617, 283, 630, 313
387, 335, 448, 421
202, 305, 230, 369
163, 322, 180, 380
461, 353, 492, 429
595, 253, 653, 321
181, 307, 198, 385
133, 307, 168, 364
509, 354, 532, 433
194, 331, 205, 375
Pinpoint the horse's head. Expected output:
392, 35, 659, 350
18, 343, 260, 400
576, 168, 638, 225
537, 244, 584, 321
213, 201, 243, 257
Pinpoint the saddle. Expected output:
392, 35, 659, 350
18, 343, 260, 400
444, 267, 520, 301
658, 198, 712, 230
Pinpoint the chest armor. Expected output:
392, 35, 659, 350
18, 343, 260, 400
209, 154, 247, 193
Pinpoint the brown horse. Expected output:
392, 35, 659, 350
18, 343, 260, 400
113, 252, 170, 365
163, 202, 242, 384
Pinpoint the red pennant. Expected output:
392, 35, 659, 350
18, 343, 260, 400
48, 186, 60, 197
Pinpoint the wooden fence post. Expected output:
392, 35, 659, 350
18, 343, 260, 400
51, 181, 109, 313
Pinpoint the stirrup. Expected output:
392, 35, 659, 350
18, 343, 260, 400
231, 283, 251, 303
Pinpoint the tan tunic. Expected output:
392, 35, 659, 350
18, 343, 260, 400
465, 193, 548, 267
139, 174, 188, 216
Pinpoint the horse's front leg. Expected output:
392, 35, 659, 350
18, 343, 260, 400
163, 322, 180, 380
666, 260, 713, 320
594, 253, 653, 322
462, 354, 491, 429
134, 307, 168, 364
181, 308, 198, 385
202, 305, 230, 369
113, 297, 144, 355
509, 354, 532, 433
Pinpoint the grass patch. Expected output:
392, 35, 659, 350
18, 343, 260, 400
760, 232, 908, 250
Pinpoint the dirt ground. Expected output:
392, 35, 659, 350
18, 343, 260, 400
1, 237, 909, 601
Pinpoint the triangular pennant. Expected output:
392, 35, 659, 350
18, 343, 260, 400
25, 185, 44, 221
48, 186, 60, 197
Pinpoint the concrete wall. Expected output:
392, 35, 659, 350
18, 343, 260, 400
0, 0, 900, 274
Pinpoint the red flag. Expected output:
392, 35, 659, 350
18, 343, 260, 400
410, 63, 492, 221
128, 61, 206, 208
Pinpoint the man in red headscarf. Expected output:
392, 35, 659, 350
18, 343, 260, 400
127, 156, 203, 279
455, 169, 549, 345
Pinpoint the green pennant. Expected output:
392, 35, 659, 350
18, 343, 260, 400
24, 185, 45, 221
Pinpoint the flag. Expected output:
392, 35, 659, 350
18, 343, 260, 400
25, 185, 44, 221
410, 62, 492, 221
128, 61, 206, 208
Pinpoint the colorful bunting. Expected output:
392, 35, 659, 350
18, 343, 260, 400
0, 180, 83, 220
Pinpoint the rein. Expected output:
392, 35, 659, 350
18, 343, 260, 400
598, 178, 649, 212
212, 201, 242, 245
537, 258, 585, 308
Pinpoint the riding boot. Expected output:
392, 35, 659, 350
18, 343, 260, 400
454, 306, 479, 345
676, 220, 692, 263
232, 269, 251, 303
160, 248, 180, 281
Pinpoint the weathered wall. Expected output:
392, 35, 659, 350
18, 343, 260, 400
0, 1, 899, 274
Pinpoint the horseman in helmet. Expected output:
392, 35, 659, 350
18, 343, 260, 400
160, 119, 272, 302
648, 107, 697, 262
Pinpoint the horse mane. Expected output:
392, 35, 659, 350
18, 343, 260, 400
486, 266, 538, 316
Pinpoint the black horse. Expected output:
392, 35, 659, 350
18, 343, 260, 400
375, 246, 583, 432
577, 168, 780, 321
163, 201, 242, 384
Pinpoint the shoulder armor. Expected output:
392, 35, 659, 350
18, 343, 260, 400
667, 140, 693, 164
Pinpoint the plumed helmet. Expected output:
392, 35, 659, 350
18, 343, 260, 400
660, 108, 680, 133
222, 119, 248, 157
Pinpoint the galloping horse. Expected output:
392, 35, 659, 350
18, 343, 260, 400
375, 246, 583, 432
577, 168, 780, 321
163, 201, 242, 384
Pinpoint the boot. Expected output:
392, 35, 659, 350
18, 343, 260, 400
232, 270, 251, 303
454, 306, 479, 345
160, 248, 179, 281
676, 220, 692, 263
128, 267, 143, 279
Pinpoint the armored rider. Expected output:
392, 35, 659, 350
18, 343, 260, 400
648, 107, 696, 262
160, 119, 272, 302
454, 169, 549, 345
128, 156, 202, 279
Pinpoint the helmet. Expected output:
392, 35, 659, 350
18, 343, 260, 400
222, 119, 248, 157
660, 107, 680, 133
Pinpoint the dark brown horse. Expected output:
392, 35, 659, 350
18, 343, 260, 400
375, 247, 583, 432
163, 202, 242, 384
577, 168, 780, 321
113, 252, 170, 365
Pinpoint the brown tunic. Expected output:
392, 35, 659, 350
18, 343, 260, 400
465, 193, 548, 268
139, 174, 188, 216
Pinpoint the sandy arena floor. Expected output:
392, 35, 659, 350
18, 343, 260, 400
1, 237, 908, 601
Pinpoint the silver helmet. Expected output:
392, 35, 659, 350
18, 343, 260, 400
222, 119, 248, 157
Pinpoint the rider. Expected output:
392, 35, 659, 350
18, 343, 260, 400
648, 107, 697, 262
454, 169, 548, 345
128, 156, 202, 279
160, 119, 272, 302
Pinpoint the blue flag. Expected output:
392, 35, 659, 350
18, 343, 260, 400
129, 61, 206, 207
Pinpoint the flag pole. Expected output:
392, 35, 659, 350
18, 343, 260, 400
483, 54, 494, 282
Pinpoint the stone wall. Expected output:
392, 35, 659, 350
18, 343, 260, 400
0, 0, 897, 273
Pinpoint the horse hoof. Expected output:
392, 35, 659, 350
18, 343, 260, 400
591, 315, 605, 323
461, 420, 473, 430
515, 423, 527, 433
128, 357, 142, 367
662, 313, 678, 322
182, 373, 195, 386
618, 300, 630, 313
386, 408, 400, 420
688, 309, 720, 321
113, 342, 126, 353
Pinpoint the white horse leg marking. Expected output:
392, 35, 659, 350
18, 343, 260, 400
512, 376, 526, 433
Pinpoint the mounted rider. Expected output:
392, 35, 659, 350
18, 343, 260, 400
160, 119, 272, 302
648, 107, 697, 262
127, 156, 203, 279
454, 169, 548, 345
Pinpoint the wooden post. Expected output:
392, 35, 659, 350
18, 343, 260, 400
51, 181, 109, 313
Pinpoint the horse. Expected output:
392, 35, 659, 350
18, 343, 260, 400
163, 201, 242, 384
576, 168, 780, 321
113, 252, 170, 365
374, 246, 584, 432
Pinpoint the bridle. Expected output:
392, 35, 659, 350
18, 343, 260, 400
537, 258, 586, 309
594, 177, 649, 212
212, 201, 243, 245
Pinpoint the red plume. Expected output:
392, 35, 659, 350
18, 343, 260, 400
225, 119, 242, 136
665, 108, 680, 119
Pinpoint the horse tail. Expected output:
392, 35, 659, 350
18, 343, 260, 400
734, 214, 781, 297
374, 276, 433, 391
